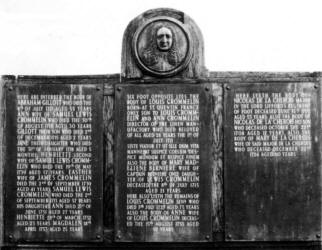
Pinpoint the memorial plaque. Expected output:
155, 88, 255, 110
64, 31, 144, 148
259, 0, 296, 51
4, 83, 103, 242
224, 82, 321, 240
115, 84, 212, 242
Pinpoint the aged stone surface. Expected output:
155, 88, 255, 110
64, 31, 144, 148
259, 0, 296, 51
4, 82, 104, 242
0, 72, 321, 249
224, 82, 321, 241
210, 83, 223, 239
0, 76, 15, 246
114, 84, 213, 242
121, 8, 207, 79
103, 82, 116, 241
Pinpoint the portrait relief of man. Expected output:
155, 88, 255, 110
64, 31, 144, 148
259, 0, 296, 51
140, 24, 185, 72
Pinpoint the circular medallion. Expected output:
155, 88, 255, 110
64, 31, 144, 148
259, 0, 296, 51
133, 17, 192, 77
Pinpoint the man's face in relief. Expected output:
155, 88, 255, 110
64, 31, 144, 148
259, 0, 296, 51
156, 27, 173, 51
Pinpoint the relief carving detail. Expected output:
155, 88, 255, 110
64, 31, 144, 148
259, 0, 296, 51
133, 17, 192, 77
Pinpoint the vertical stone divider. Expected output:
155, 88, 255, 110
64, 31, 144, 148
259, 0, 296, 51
319, 73, 322, 243
0, 76, 15, 246
103, 81, 116, 241
210, 83, 224, 239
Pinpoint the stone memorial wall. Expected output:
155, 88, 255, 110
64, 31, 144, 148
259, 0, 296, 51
0, 74, 321, 249
0, 6, 321, 250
